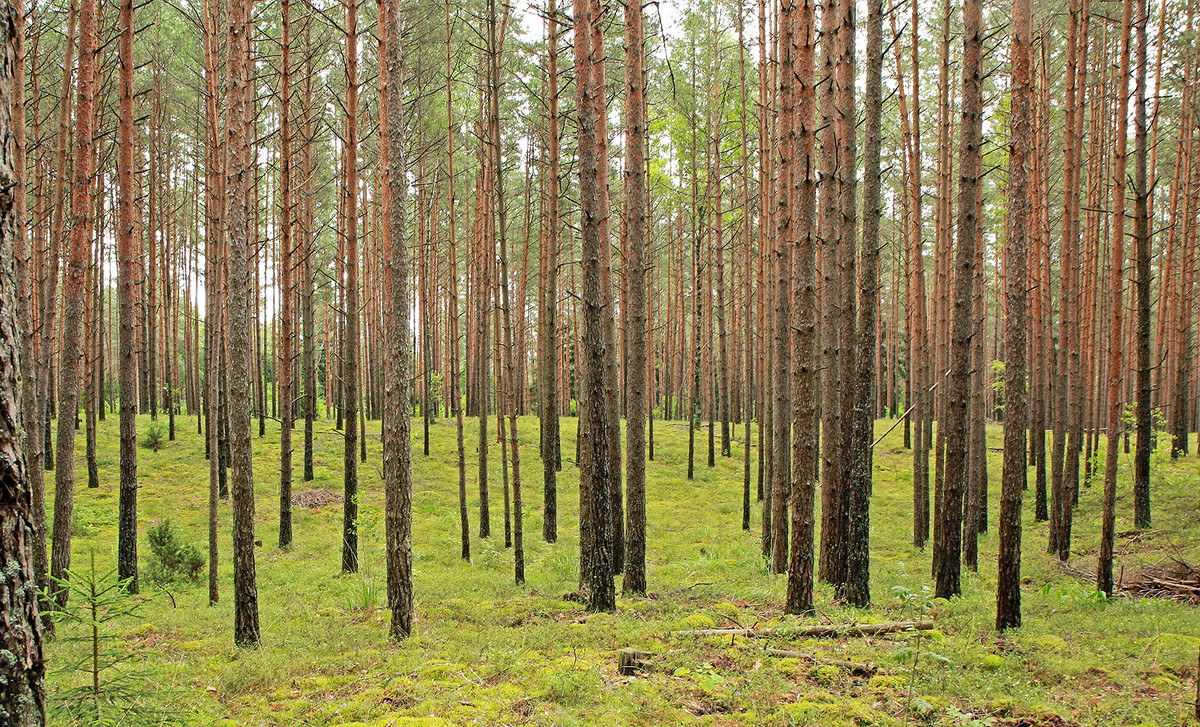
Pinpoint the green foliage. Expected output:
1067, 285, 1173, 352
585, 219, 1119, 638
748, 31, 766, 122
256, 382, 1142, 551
990, 360, 1007, 416
341, 498, 382, 613
140, 422, 166, 451
144, 520, 204, 586
46, 553, 178, 726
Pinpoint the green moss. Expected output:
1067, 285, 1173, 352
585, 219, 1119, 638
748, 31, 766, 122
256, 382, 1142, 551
682, 612, 717, 628
870, 674, 909, 690
1147, 675, 1180, 693
39, 414, 1200, 726
1035, 634, 1069, 652
809, 664, 844, 686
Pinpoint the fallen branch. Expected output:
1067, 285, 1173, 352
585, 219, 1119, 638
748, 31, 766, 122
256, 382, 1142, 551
762, 646, 884, 676
674, 620, 934, 639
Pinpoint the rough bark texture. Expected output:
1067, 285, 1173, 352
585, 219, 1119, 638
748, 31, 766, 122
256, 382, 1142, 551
574, 0, 615, 611
50, 0, 98, 613
785, 0, 818, 616
540, 0, 560, 544
845, 0, 884, 607
831, 0, 858, 593
278, 0, 294, 550
935, 0, 982, 600
0, 0, 48, 714
341, 0, 361, 575
997, 0, 1031, 631
383, 0, 413, 639
1132, 0, 1151, 529
622, 0, 648, 597
1098, 0, 1134, 598
771, 0, 794, 577
117, 0, 139, 591
817, 0, 843, 585
227, 0, 260, 647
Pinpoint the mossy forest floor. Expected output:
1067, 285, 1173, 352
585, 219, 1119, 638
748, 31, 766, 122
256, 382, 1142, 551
45, 411, 1200, 726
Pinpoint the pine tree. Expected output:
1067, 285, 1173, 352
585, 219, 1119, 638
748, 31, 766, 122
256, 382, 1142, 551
226, 0, 261, 646
997, 0, 1032, 630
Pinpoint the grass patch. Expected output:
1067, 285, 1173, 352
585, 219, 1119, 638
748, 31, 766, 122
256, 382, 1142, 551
43, 411, 1200, 725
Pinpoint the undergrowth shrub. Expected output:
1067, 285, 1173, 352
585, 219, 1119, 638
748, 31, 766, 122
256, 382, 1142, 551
140, 422, 166, 451
144, 520, 204, 585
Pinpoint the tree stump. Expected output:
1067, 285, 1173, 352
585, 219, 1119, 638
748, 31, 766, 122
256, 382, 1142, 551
618, 648, 651, 676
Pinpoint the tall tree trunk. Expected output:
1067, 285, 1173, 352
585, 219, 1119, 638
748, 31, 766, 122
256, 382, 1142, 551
737, 0, 753, 532
116, 0, 139, 591
997, 0, 1031, 630
341, 0, 361, 574
817, 0, 843, 585
622, 0, 648, 597
574, 0, 615, 611
23, 5, 48, 608
541, 0, 561, 543
203, 0, 222, 606
832, 0, 859, 593
278, 0, 294, 550
50, 0, 97, 613
935, 0, 982, 600
227, 0, 261, 647
1098, 0, 1134, 598
0, 2, 48, 713
382, 0, 413, 639
1174, 127, 1197, 458
302, 0, 316, 483
445, 0, 469, 559
785, 0, 819, 615
1132, 0, 1151, 529
486, 0, 524, 585
770, 0, 793, 575
845, 0, 884, 607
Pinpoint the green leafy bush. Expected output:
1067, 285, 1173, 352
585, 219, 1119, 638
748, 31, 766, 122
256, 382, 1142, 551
144, 520, 204, 585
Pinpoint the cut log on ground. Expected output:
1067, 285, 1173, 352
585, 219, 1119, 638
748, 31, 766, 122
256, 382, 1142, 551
618, 648, 652, 676
762, 647, 883, 676
674, 620, 934, 639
